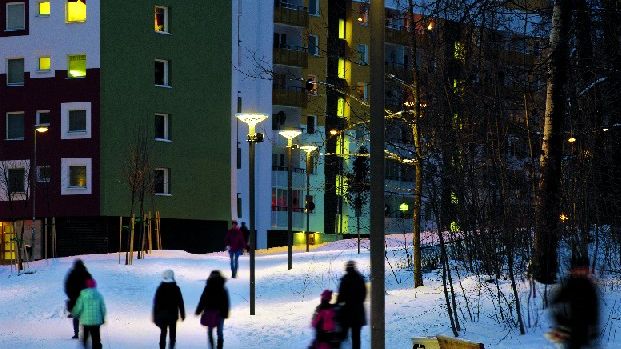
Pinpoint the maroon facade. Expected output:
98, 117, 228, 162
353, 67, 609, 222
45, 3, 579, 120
0, 69, 101, 220
0, 0, 29, 37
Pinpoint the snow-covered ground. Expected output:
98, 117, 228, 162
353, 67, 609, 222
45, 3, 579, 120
1, 238, 619, 349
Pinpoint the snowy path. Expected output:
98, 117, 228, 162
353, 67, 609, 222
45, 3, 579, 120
0, 239, 618, 348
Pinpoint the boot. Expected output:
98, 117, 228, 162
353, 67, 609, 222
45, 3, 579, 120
217, 338, 224, 349
169, 341, 176, 349
159, 341, 166, 349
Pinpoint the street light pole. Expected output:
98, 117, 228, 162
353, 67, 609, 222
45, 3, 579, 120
279, 130, 301, 270
235, 113, 268, 316
300, 145, 317, 253
31, 125, 48, 262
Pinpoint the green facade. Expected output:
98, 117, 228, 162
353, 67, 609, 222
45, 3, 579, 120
99, 1, 232, 221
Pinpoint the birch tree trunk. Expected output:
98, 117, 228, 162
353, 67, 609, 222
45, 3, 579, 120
533, 0, 572, 284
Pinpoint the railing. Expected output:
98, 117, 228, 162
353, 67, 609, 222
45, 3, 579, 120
273, 47, 309, 67
274, 4, 309, 27
273, 87, 308, 108
385, 26, 409, 45
385, 62, 410, 80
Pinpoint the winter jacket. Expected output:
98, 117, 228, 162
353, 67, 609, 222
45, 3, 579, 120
195, 276, 230, 320
72, 288, 106, 326
312, 302, 340, 349
552, 275, 599, 346
336, 270, 367, 327
64, 264, 92, 311
224, 227, 246, 253
153, 282, 185, 326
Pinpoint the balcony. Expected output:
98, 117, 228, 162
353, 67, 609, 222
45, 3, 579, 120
385, 26, 409, 45
274, 4, 309, 27
385, 62, 411, 81
273, 47, 309, 67
273, 87, 308, 108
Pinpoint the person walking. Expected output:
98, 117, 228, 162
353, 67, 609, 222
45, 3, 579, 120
153, 270, 185, 349
336, 261, 366, 349
311, 289, 341, 349
224, 220, 246, 278
195, 270, 230, 349
72, 278, 106, 349
64, 259, 92, 339
240, 222, 250, 251
548, 255, 599, 349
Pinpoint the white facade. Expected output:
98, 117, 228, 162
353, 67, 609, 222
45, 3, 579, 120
0, 0, 100, 76
231, 0, 274, 249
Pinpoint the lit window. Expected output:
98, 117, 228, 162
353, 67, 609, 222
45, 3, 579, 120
454, 41, 465, 62
7, 58, 24, 86
66, 0, 87, 23
307, 74, 318, 95
6, 2, 26, 31
8, 168, 25, 193
154, 6, 168, 33
357, 44, 368, 65
337, 98, 345, 117
338, 58, 345, 79
39, 56, 51, 71
155, 59, 170, 86
68, 54, 86, 78
356, 82, 368, 101
69, 166, 87, 188
37, 165, 51, 183
155, 113, 171, 141
308, 35, 319, 56
68, 110, 86, 132
338, 18, 345, 39
154, 168, 170, 195
38, 1, 51, 16
6, 112, 24, 140
36, 110, 50, 125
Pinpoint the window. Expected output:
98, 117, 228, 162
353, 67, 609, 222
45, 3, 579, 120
307, 74, 318, 95
61, 158, 91, 194
356, 82, 368, 101
154, 6, 168, 33
6, 2, 25, 31
338, 58, 345, 79
6, 112, 24, 140
69, 166, 86, 188
308, 0, 318, 16
37, 165, 51, 183
61, 102, 91, 139
8, 168, 25, 193
7, 58, 24, 86
155, 59, 170, 86
39, 56, 51, 71
357, 44, 368, 65
308, 35, 319, 56
38, 1, 50, 16
36, 110, 50, 125
154, 168, 170, 195
307, 115, 316, 134
68, 54, 86, 78
338, 18, 345, 39
337, 98, 345, 117
66, 0, 87, 23
154, 113, 171, 141
356, 6, 368, 25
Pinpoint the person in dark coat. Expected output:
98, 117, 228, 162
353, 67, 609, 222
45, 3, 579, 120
549, 255, 599, 349
224, 220, 246, 278
153, 270, 185, 349
240, 222, 250, 251
64, 259, 92, 339
195, 270, 230, 349
336, 260, 367, 349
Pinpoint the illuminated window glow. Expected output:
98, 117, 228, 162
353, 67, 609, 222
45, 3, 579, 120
338, 58, 345, 79
339, 19, 345, 39
154, 6, 168, 33
450, 221, 460, 233
39, 56, 51, 71
68, 54, 86, 78
66, 0, 87, 23
337, 98, 345, 117
38, 1, 51, 16
454, 41, 465, 62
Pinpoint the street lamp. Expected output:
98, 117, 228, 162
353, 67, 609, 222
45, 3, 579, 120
235, 112, 267, 316
31, 124, 48, 262
278, 129, 301, 270
299, 145, 317, 252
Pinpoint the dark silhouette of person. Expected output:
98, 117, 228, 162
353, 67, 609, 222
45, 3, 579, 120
336, 261, 366, 349
153, 269, 185, 349
550, 255, 599, 349
64, 259, 92, 339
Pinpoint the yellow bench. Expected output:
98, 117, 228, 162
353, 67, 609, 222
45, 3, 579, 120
412, 336, 485, 349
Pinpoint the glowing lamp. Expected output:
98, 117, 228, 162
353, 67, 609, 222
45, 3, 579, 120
35, 125, 49, 133
568, 137, 576, 143
300, 145, 317, 154
236, 113, 268, 136
399, 203, 409, 211
279, 129, 302, 147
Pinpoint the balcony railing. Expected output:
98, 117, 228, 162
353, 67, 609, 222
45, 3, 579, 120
385, 62, 411, 81
274, 4, 309, 27
273, 47, 309, 67
273, 87, 308, 108
385, 26, 409, 45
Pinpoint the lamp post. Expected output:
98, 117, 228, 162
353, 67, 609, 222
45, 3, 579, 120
31, 124, 48, 262
235, 113, 268, 316
278, 129, 301, 270
299, 145, 317, 252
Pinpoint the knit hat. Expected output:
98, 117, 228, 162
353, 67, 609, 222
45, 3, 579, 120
162, 269, 175, 283
86, 278, 97, 288
346, 260, 356, 271
320, 289, 333, 302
